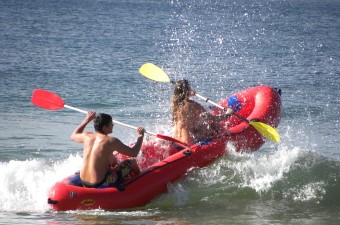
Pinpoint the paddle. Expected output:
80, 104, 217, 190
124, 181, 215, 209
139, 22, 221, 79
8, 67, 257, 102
31, 89, 189, 147
139, 63, 280, 143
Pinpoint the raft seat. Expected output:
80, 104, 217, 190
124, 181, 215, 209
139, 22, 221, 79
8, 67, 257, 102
67, 172, 83, 187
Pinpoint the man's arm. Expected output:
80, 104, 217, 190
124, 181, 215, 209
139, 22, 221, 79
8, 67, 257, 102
71, 111, 96, 143
130, 127, 145, 155
112, 127, 145, 157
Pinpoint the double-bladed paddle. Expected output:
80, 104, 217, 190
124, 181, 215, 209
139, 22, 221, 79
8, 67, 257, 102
139, 63, 280, 143
31, 89, 188, 147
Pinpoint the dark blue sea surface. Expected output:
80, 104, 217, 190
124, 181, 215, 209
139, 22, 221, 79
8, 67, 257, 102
0, 0, 339, 224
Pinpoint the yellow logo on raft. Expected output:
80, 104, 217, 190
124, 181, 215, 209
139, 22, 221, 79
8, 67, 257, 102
80, 199, 95, 206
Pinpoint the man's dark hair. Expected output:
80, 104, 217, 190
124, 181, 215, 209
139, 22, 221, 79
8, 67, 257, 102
94, 113, 112, 133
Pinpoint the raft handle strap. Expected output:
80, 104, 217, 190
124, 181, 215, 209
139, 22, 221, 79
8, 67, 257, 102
182, 150, 192, 156
48, 198, 58, 205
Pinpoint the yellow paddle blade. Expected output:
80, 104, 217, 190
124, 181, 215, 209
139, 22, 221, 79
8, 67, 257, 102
139, 63, 171, 83
249, 121, 280, 143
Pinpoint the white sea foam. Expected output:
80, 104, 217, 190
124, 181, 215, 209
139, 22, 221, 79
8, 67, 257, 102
290, 181, 326, 202
189, 144, 304, 194
0, 155, 82, 212
229, 146, 302, 192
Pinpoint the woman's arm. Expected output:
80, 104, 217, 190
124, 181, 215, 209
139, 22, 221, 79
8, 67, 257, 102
209, 108, 233, 123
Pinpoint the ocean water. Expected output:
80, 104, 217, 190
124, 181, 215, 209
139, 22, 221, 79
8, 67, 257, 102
0, 0, 339, 224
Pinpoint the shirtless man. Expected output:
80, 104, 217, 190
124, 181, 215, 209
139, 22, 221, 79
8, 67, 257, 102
171, 80, 239, 146
71, 111, 145, 188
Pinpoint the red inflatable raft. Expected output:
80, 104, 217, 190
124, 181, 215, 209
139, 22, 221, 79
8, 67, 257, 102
47, 85, 281, 211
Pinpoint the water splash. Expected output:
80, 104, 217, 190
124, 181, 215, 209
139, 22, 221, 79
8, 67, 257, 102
0, 155, 82, 212
232, 146, 301, 192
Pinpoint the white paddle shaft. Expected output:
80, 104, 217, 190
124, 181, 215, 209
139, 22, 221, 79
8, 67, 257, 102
64, 104, 156, 135
64, 104, 88, 114
195, 94, 225, 110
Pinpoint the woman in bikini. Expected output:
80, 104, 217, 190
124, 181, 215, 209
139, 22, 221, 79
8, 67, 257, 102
171, 80, 235, 148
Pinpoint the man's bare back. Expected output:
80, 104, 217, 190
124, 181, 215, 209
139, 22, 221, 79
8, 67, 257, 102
71, 112, 145, 187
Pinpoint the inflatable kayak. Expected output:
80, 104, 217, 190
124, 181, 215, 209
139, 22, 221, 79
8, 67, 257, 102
47, 85, 282, 211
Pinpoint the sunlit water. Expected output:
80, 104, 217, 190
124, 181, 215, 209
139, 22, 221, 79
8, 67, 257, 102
0, 0, 339, 224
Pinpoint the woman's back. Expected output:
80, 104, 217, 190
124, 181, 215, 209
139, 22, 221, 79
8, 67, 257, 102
174, 100, 217, 145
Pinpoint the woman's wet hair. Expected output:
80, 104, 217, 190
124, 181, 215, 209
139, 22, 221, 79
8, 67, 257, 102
173, 79, 190, 103
94, 113, 112, 133
172, 79, 190, 122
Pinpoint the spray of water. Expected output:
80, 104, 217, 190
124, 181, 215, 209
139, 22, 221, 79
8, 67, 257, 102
0, 155, 82, 212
